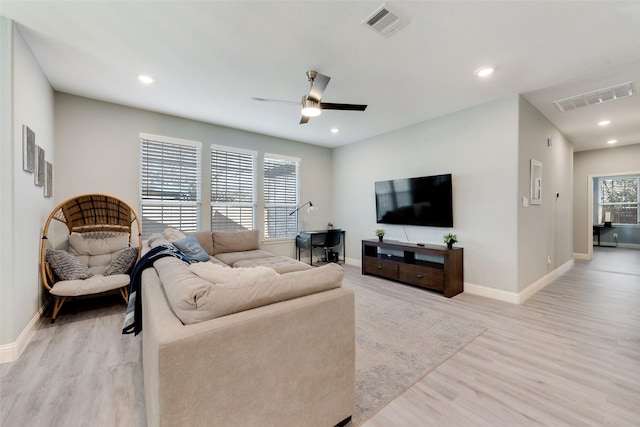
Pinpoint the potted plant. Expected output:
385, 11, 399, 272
375, 229, 386, 242
443, 233, 458, 249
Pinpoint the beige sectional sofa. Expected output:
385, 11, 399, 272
141, 229, 356, 427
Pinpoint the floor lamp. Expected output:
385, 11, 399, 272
289, 201, 315, 232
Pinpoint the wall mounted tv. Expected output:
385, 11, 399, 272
375, 174, 453, 227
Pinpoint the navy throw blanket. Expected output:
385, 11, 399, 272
122, 244, 190, 335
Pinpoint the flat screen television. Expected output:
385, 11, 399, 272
375, 174, 453, 227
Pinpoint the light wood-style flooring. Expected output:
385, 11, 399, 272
362, 247, 640, 426
1, 247, 638, 426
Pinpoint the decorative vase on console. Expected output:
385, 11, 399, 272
375, 228, 386, 242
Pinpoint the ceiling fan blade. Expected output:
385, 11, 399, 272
300, 115, 310, 124
320, 102, 368, 111
252, 97, 299, 105
308, 72, 331, 101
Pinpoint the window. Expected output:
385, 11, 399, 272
140, 134, 202, 238
263, 154, 299, 238
211, 146, 257, 231
597, 175, 639, 224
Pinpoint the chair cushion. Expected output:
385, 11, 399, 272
50, 274, 130, 297
68, 233, 129, 267
46, 249, 94, 281
189, 262, 277, 284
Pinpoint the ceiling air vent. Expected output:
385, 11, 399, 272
553, 81, 634, 112
363, 4, 408, 38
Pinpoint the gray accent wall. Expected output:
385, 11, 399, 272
332, 95, 574, 295
1, 20, 55, 350
517, 96, 573, 291
54, 93, 334, 253
333, 96, 521, 292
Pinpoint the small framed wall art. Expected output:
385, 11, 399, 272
22, 125, 35, 173
35, 145, 45, 187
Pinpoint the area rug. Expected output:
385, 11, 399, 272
349, 282, 485, 425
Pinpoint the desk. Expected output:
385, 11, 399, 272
593, 224, 615, 247
296, 230, 346, 265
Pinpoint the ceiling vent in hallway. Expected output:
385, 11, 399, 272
553, 81, 634, 112
363, 4, 408, 38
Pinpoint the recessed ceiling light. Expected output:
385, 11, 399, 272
474, 66, 494, 77
598, 120, 611, 126
138, 74, 154, 84
607, 139, 618, 144
331, 128, 339, 134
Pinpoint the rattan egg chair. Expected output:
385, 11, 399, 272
40, 194, 142, 321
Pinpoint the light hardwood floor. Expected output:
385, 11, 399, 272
1, 247, 638, 426
362, 247, 640, 426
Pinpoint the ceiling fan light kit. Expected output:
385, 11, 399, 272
301, 96, 322, 117
253, 70, 367, 124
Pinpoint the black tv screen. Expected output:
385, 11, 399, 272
375, 174, 453, 227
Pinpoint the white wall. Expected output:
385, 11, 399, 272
54, 93, 334, 257
332, 96, 520, 292
1, 20, 55, 356
517, 96, 573, 291
573, 144, 640, 256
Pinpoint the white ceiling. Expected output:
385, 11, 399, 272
3, 1, 640, 151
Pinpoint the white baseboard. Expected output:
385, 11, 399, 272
596, 242, 640, 250
464, 259, 574, 305
0, 305, 45, 364
573, 252, 591, 260
344, 256, 361, 268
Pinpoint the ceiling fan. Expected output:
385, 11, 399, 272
252, 70, 368, 124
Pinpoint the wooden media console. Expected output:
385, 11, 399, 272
361, 239, 463, 297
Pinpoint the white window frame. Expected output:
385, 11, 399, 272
210, 144, 257, 231
263, 153, 300, 239
597, 175, 639, 225
139, 133, 202, 238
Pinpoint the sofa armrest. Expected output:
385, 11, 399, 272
142, 267, 355, 427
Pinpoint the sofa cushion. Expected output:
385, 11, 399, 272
173, 235, 211, 263
190, 231, 215, 256
189, 262, 277, 284
214, 249, 276, 266
163, 228, 187, 242
46, 249, 94, 281
233, 256, 312, 274
212, 229, 259, 255
154, 257, 344, 325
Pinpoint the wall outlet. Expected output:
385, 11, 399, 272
547, 256, 552, 265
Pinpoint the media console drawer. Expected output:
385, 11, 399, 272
363, 257, 398, 280
398, 264, 444, 290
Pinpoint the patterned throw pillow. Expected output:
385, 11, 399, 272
104, 247, 139, 275
173, 235, 211, 263
46, 249, 94, 281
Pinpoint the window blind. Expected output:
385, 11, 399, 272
140, 136, 202, 237
264, 155, 299, 238
211, 147, 257, 231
